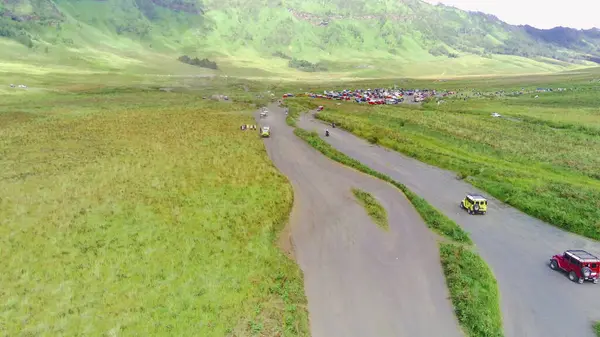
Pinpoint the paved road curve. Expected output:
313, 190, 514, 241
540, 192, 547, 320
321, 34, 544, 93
256, 105, 463, 337
298, 112, 600, 337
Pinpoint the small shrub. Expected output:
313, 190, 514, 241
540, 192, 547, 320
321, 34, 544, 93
273, 51, 292, 59
178, 55, 218, 69
288, 58, 327, 72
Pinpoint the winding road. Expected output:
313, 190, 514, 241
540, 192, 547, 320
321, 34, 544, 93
255, 105, 463, 337
297, 110, 600, 337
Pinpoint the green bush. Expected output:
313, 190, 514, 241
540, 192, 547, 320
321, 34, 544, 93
178, 55, 218, 69
288, 58, 327, 72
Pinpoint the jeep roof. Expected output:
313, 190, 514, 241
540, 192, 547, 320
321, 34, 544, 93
466, 194, 487, 201
565, 250, 600, 262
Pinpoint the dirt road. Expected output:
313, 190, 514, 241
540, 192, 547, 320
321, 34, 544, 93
256, 105, 463, 337
298, 112, 600, 337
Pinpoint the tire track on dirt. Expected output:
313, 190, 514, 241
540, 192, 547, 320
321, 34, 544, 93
255, 104, 462, 337
298, 112, 600, 337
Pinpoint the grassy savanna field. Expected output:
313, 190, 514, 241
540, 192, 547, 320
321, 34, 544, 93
289, 74, 600, 240
0, 86, 308, 335
1, 61, 598, 336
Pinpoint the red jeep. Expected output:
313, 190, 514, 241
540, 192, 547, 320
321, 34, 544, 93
316, 106, 324, 111
549, 250, 600, 284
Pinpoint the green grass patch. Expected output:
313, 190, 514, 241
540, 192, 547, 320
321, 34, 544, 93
293, 128, 471, 244
0, 89, 309, 336
351, 188, 389, 231
440, 244, 503, 337
594, 322, 600, 337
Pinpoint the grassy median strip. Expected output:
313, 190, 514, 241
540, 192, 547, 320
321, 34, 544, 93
440, 244, 504, 337
352, 188, 390, 231
594, 322, 600, 336
293, 125, 503, 337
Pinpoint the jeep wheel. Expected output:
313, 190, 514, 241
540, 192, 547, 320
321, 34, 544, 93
582, 267, 592, 279
549, 259, 558, 270
569, 271, 577, 282
594, 279, 598, 284
460, 202, 464, 209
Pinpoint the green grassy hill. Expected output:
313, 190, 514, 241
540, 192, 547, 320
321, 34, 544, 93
1, 0, 599, 78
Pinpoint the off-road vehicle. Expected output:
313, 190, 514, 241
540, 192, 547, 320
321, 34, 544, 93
260, 126, 271, 138
460, 194, 488, 215
549, 250, 599, 284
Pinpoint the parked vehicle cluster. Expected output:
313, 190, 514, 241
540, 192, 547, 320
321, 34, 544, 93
303, 88, 456, 105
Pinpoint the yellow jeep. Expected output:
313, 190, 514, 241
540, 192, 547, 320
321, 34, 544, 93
460, 194, 488, 215
260, 126, 271, 137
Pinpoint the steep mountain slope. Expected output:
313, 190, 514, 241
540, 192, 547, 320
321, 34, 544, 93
0, 0, 598, 78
